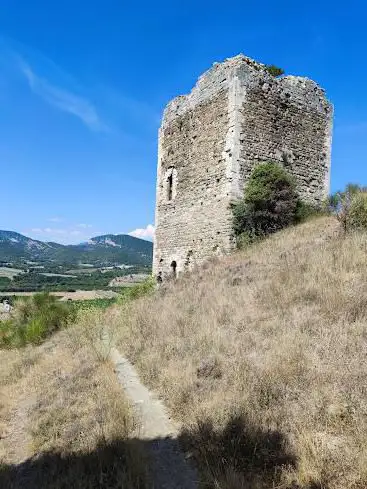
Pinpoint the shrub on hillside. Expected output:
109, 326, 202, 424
329, 184, 367, 232
349, 191, 367, 229
0, 293, 72, 348
233, 162, 300, 244
295, 200, 327, 223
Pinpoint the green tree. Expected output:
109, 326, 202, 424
233, 162, 299, 243
349, 192, 367, 230
329, 184, 367, 233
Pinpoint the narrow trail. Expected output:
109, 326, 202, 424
108, 346, 198, 489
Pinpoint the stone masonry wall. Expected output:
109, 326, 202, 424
153, 91, 232, 278
153, 55, 333, 278
235, 68, 333, 204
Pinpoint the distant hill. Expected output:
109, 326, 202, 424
0, 230, 153, 267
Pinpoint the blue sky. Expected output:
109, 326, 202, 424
0, 0, 366, 243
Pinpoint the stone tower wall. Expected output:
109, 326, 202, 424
235, 66, 333, 203
153, 55, 333, 278
153, 91, 232, 277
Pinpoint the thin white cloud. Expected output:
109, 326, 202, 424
1, 40, 159, 139
128, 224, 155, 241
77, 223, 93, 228
47, 216, 64, 223
19, 60, 106, 132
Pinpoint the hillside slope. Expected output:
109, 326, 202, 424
0, 319, 147, 488
112, 217, 367, 489
0, 231, 57, 261
0, 230, 153, 266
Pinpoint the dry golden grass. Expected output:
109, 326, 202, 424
111, 217, 367, 489
0, 309, 147, 488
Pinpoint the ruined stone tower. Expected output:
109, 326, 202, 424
153, 54, 333, 278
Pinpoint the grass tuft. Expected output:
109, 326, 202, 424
0, 293, 72, 348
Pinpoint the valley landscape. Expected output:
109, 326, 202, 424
0, 230, 152, 299
1, 215, 367, 489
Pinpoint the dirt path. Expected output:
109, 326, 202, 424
108, 346, 198, 489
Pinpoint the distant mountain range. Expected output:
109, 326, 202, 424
0, 230, 153, 267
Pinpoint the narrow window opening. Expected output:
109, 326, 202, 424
164, 167, 177, 202
171, 260, 177, 278
167, 173, 173, 201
